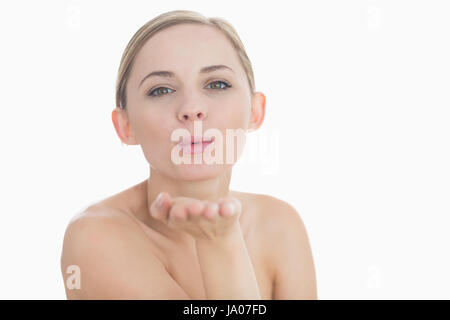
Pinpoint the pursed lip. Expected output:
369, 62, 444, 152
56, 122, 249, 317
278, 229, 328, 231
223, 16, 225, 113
178, 135, 215, 147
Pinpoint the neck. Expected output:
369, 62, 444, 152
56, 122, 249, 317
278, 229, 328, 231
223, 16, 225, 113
146, 168, 232, 202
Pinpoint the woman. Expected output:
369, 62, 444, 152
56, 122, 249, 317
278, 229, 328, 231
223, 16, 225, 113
60, 9, 317, 300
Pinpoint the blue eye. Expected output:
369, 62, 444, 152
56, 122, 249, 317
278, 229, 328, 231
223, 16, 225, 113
147, 80, 232, 98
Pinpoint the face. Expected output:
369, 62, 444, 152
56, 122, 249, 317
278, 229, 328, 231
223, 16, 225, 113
112, 23, 265, 181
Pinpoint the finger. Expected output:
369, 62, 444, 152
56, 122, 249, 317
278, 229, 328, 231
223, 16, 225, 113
186, 200, 205, 219
169, 202, 188, 223
150, 192, 171, 222
230, 197, 242, 216
203, 202, 219, 220
218, 199, 236, 217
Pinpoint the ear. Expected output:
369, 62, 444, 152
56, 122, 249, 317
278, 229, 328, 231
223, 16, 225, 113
111, 108, 139, 145
247, 92, 266, 133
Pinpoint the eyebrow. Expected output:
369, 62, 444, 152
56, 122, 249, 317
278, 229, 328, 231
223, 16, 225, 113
138, 64, 234, 89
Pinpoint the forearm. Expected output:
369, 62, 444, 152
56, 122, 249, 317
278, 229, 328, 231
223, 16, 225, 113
194, 224, 261, 300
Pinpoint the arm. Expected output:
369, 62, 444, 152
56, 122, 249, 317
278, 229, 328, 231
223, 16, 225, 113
60, 213, 191, 299
194, 223, 261, 300
270, 201, 318, 299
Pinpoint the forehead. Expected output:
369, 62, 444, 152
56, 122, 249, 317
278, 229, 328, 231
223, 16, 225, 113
130, 23, 242, 80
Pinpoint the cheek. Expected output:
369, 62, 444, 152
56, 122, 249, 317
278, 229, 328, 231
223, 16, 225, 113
229, 102, 251, 129
227, 92, 252, 127
213, 94, 249, 127
134, 115, 172, 157
134, 114, 163, 138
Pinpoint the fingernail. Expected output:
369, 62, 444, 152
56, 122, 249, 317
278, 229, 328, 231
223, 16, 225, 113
227, 202, 235, 215
156, 193, 164, 208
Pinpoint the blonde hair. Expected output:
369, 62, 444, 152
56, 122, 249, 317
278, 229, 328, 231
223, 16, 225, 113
115, 10, 255, 110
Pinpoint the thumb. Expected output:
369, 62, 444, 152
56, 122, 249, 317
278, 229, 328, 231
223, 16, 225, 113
150, 192, 171, 222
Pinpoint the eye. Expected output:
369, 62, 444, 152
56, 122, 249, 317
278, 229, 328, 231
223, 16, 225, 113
147, 80, 232, 98
147, 87, 175, 98
206, 80, 232, 90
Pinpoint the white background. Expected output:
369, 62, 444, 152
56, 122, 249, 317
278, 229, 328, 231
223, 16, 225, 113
0, 0, 449, 299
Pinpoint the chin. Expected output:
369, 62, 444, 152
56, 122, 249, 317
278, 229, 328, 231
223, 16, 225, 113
172, 161, 232, 181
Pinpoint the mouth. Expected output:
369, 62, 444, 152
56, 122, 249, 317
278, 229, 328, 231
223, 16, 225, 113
178, 136, 215, 154
179, 136, 215, 146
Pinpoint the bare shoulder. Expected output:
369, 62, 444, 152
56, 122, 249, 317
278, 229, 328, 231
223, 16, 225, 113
232, 191, 302, 228
60, 205, 190, 299
242, 193, 309, 244
242, 192, 318, 300
230, 191, 307, 256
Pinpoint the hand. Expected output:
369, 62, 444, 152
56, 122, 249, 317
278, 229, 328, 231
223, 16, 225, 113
149, 192, 242, 241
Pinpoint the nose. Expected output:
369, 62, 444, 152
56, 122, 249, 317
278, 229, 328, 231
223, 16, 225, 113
178, 107, 207, 122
